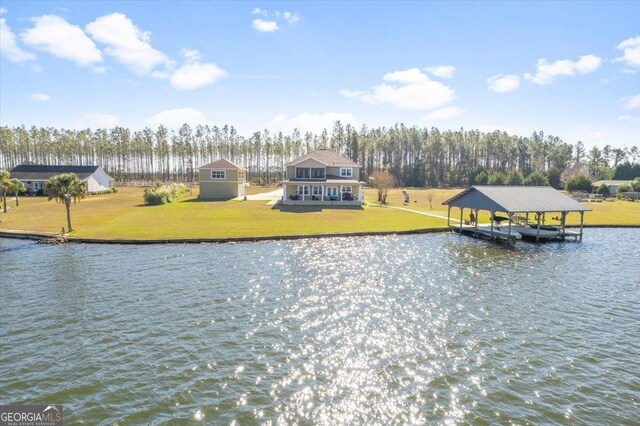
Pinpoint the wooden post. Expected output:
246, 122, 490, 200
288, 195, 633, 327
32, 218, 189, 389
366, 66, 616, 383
508, 213, 513, 245
579, 211, 584, 242
459, 207, 464, 235
561, 211, 566, 239
474, 208, 479, 236
526, 212, 529, 225
490, 210, 494, 240
447, 205, 451, 228
536, 212, 541, 242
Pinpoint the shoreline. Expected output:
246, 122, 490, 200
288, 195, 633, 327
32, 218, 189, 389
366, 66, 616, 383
1, 224, 639, 245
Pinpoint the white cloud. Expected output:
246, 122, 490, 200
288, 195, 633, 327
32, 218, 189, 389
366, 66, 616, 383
0, 17, 37, 63
339, 89, 365, 98
86, 13, 171, 75
0, 8, 7, 15
268, 112, 356, 134
423, 106, 463, 121
85, 113, 120, 128
252, 19, 279, 33
252, 8, 267, 16
21, 15, 102, 66
618, 114, 640, 122
349, 67, 454, 110
283, 12, 299, 24
31, 93, 51, 102
425, 65, 455, 79
621, 94, 640, 110
487, 74, 520, 93
524, 54, 601, 84
615, 36, 640, 69
477, 124, 520, 134
149, 108, 208, 128
170, 49, 226, 90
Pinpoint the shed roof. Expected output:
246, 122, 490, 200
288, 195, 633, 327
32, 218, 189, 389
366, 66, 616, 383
442, 186, 591, 213
10, 164, 105, 180
199, 159, 247, 171
285, 149, 360, 167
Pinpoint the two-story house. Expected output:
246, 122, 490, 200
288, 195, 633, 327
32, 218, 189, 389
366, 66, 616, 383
281, 149, 364, 205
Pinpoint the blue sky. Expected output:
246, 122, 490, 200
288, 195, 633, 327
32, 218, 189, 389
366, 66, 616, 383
1, 1, 639, 148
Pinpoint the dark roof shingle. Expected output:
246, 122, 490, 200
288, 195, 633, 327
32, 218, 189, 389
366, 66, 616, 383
199, 159, 247, 171
10, 164, 102, 180
285, 149, 360, 167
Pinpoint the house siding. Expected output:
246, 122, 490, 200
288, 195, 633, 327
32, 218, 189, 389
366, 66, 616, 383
199, 167, 246, 199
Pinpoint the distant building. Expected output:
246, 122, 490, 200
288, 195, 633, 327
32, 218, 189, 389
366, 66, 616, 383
281, 149, 364, 205
592, 180, 632, 195
198, 159, 248, 199
10, 164, 113, 193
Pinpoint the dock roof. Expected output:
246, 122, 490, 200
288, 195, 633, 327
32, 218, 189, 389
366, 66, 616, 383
442, 186, 591, 213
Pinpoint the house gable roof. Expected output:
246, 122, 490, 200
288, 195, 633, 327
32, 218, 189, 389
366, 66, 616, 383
285, 149, 360, 167
442, 186, 591, 213
199, 159, 247, 171
10, 164, 109, 181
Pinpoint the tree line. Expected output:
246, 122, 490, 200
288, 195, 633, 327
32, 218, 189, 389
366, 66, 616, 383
1, 123, 638, 187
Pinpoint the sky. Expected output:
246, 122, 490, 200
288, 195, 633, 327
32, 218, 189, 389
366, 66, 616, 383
0, 1, 639, 148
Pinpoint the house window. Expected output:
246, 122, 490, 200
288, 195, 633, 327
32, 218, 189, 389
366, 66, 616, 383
211, 170, 226, 179
238, 171, 245, 180
312, 186, 322, 196
340, 168, 353, 177
341, 186, 352, 193
311, 168, 325, 179
297, 185, 309, 195
296, 168, 310, 179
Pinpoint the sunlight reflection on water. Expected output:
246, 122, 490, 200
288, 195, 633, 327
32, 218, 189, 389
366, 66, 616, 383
0, 229, 639, 424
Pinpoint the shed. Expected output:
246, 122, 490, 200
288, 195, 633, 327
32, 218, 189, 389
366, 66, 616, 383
10, 164, 113, 193
442, 186, 591, 243
198, 159, 248, 199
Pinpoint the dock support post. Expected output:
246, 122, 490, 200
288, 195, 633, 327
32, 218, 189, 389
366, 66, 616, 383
579, 211, 584, 242
459, 208, 464, 236
561, 211, 566, 240
474, 208, 479, 237
490, 211, 495, 240
508, 213, 513, 245
536, 212, 541, 242
447, 205, 451, 228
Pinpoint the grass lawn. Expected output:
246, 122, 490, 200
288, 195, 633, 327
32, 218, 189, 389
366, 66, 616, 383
1, 186, 637, 240
0, 187, 445, 240
365, 187, 640, 226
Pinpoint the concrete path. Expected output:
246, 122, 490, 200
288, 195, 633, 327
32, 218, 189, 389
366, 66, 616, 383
234, 189, 282, 205
384, 205, 450, 221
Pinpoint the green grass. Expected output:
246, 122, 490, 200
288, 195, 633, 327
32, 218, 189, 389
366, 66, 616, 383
0, 187, 445, 240
1, 187, 637, 240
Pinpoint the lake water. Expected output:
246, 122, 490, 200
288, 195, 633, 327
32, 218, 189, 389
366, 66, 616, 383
1, 230, 639, 425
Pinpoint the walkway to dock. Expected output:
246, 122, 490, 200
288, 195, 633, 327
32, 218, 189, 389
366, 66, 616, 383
385, 205, 451, 221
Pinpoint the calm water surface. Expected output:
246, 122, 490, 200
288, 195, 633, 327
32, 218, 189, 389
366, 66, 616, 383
1, 230, 639, 425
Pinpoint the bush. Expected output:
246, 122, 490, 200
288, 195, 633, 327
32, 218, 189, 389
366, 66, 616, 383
524, 171, 549, 186
565, 174, 592, 193
90, 188, 118, 195
143, 183, 189, 205
631, 177, 640, 192
547, 166, 561, 189
505, 169, 524, 185
596, 183, 610, 197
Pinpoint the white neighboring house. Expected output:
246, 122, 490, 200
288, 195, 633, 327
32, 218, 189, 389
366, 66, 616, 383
10, 164, 114, 193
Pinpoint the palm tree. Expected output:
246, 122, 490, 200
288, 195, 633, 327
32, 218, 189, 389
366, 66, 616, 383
0, 170, 10, 213
8, 178, 26, 206
45, 173, 87, 233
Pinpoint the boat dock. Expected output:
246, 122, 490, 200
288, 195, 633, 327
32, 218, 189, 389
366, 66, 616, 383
442, 186, 591, 244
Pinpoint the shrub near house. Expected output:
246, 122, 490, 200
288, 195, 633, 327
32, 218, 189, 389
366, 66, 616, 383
143, 183, 189, 205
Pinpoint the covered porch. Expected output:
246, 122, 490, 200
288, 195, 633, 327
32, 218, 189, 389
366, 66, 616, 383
282, 181, 364, 205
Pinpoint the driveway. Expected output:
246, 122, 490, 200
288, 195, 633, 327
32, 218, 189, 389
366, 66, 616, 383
234, 189, 282, 205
